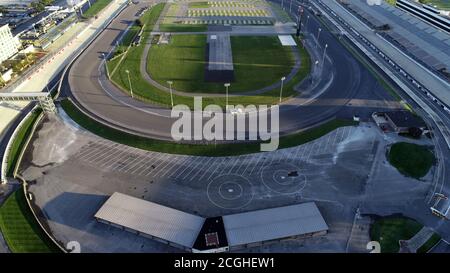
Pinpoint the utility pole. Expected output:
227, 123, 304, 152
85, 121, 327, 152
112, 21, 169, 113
296, 6, 304, 37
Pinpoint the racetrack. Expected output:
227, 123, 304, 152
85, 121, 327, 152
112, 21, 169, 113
63, 0, 399, 141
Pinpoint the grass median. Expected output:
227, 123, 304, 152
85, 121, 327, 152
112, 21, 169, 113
82, 0, 112, 18
61, 99, 357, 156
6, 108, 42, 177
388, 142, 435, 179
370, 216, 440, 253
0, 189, 60, 253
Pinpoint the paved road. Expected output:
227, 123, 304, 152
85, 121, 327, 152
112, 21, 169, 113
64, 0, 398, 141
317, 0, 450, 109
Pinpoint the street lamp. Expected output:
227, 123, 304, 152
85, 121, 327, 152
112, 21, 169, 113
289, 0, 293, 13
281, 0, 284, 10
322, 44, 328, 65
279, 76, 286, 103
316, 28, 322, 47
167, 81, 174, 108
305, 15, 310, 33
224, 83, 230, 111
313, 60, 319, 85
102, 53, 110, 78
125, 70, 133, 98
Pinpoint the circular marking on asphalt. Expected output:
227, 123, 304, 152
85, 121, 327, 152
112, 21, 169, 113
261, 163, 307, 194
207, 174, 253, 209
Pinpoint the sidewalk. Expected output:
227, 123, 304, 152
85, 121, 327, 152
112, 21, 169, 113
0, 0, 129, 140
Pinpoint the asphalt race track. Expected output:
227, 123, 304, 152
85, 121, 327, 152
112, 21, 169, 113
63, 0, 398, 141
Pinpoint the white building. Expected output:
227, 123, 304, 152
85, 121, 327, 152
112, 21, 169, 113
0, 24, 20, 63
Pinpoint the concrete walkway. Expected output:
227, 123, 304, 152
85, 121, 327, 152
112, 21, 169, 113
399, 227, 435, 253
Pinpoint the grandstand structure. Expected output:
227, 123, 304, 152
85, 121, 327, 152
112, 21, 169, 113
396, 0, 450, 33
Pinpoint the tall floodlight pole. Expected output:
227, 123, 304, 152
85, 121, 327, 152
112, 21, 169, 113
314, 60, 319, 85
125, 70, 133, 98
167, 81, 174, 108
305, 15, 310, 32
322, 44, 328, 65
296, 6, 304, 37
224, 83, 230, 111
316, 28, 322, 48
279, 77, 286, 103
102, 53, 110, 78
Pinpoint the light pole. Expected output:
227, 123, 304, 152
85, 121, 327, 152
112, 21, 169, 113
289, 0, 293, 13
125, 70, 133, 98
313, 60, 319, 85
102, 53, 110, 78
281, 0, 284, 10
279, 76, 286, 103
305, 15, 310, 33
316, 28, 322, 47
322, 44, 328, 66
167, 81, 174, 108
224, 83, 230, 111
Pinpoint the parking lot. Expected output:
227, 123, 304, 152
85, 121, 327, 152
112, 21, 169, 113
17, 115, 435, 252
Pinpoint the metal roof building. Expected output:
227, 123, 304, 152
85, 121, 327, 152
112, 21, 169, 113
94, 192, 205, 251
95, 193, 328, 252
223, 202, 328, 249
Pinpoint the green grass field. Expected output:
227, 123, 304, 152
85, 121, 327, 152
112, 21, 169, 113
188, 1, 210, 8
82, 0, 112, 18
147, 35, 295, 94
6, 109, 42, 177
61, 99, 357, 156
419, 0, 450, 10
370, 216, 439, 253
388, 142, 435, 179
107, 3, 311, 108
0, 189, 60, 253
158, 23, 208, 32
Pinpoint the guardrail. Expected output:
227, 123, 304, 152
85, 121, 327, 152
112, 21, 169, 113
16, 174, 68, 253
55, 0, 130, 99
1, 105, 42, 184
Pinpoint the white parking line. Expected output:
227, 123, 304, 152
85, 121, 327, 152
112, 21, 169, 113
79, 141, 117, 161
102, 147, 135, 169
152, 155, 179, 177
87, 143, 123, 164
206, 157, 226, 180
75, 140, 108, 159
174, 156, 199, 179
241, 154, 258, 175
235, 155, 250, 174
144, 154, 172, 177
129, 153, 153, 174
117, 150, 148, 173
250, 153, 264, 174
167, 156, 190, 178
227, 156, 243, 174
159, 156, 186, 178
186, 157, 210, 181
95, 147, 134, 168
197, 157, 219, 181
136, 153, 164, 176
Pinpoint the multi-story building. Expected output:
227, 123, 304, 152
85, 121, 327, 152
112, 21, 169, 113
0, 24, 20, 63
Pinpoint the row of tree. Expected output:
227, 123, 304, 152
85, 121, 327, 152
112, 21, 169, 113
31, 0, 55, 13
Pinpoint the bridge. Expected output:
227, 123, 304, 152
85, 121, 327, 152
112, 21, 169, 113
0, 92, 57, 113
